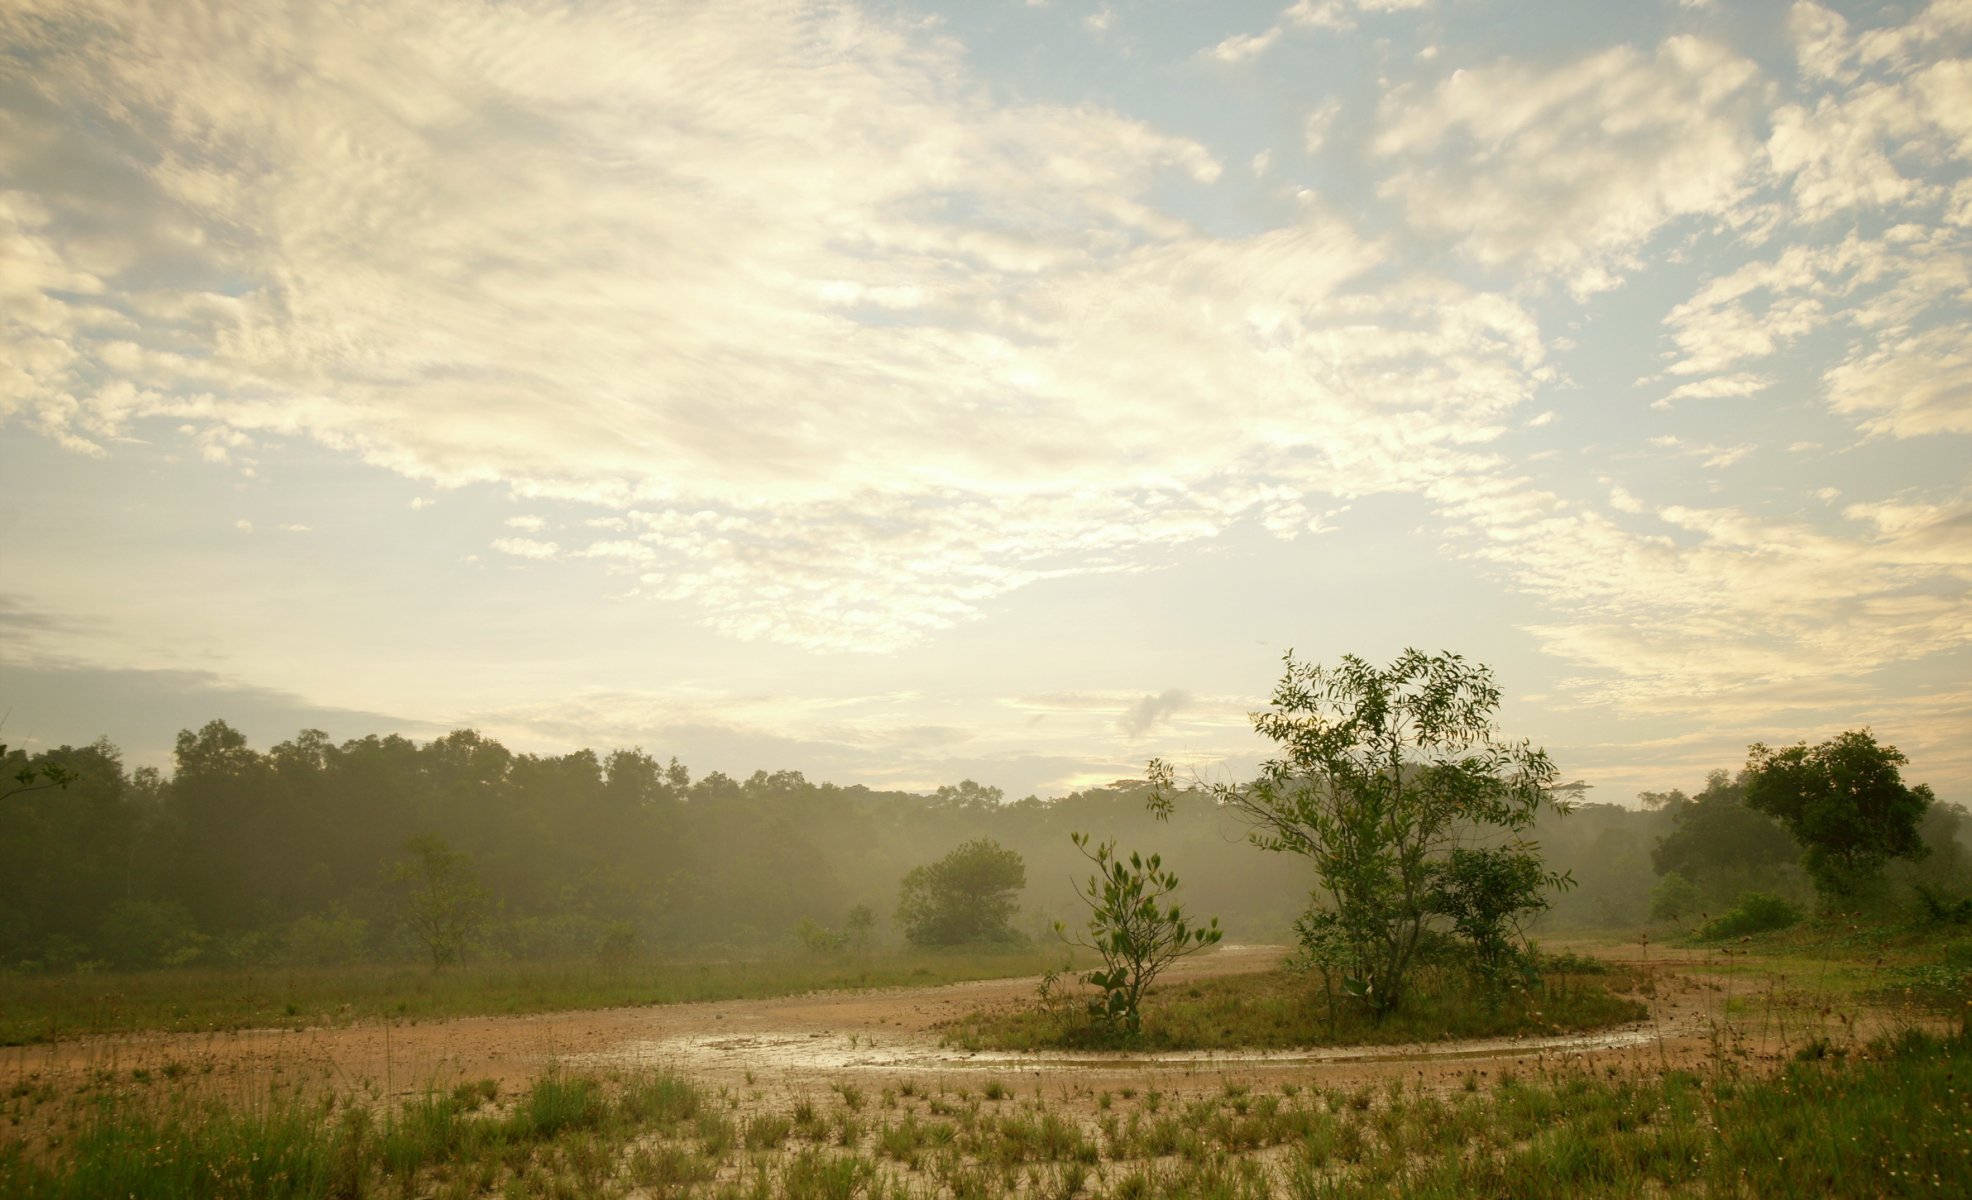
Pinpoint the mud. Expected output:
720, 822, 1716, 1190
0, 943, 1893, 1106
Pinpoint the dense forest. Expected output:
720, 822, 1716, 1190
3, 723, 1966, 971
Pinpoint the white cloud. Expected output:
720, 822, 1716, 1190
1303, 100, 1342, 153
234, 519, 253, 533
1374, 37, 1765, 293
1823, 323, 1972, 437
1656, 372, 1774, 405
505, 514, 547, 533
1206, 0, 1429, 63
491, 537, 560, 560
1459, 485, 1972, 714
1209, 28, 1280, 64
0, 0, 1575, 653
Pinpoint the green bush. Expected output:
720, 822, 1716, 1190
1648, 872, 1701, 923
1698, 891, 1801, 939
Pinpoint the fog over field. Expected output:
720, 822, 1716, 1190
4, 0, 1970, 808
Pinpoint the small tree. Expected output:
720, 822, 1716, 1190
1743, 729, 1932, 899
1425, 845, 1554, 990
1056, 833, 1221, 1036
390, 834, 489, 967
897, 838, 1026, 947
1152, 649, 1563, 1019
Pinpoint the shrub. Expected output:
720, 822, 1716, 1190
1698, 892, 1801, 939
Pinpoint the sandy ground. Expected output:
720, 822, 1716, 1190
0, 943, 1896, 1109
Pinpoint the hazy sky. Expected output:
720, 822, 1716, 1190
3, 0, 1968, 804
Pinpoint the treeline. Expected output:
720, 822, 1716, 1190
6, 723, 1968, 973
1532, 769, 1971, 932
0, 722, 1313, 970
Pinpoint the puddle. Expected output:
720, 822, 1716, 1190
578, 1023, 1670, 1077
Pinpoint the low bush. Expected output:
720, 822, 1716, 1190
1698, 892, 1801, 939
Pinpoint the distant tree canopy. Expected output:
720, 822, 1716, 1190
0, 722, 1324, 971
896, 837, 1028, 947
1650, 769, 1798, 897
1745, 730, 1934, 898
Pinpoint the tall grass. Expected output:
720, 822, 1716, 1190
6, 1026, 1969, 1197
0, 947, 1072, 1044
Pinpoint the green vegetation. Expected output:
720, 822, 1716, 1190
942, 959, 1646, 1052
1746, 729, 1936, 899
387, 834, 490, 968
1153, 649, 1569, 1019
0, 949, 1073, 1045
1, 732, 1322, 975
1056, 833, 1221, 1035
7, 998, 1965, 1198
1697, 891, 1802, 939
896, 837, 1029, 948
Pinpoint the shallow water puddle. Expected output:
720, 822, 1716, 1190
577, 1023, 1667, 1077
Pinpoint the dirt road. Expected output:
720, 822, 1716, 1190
0, 944, 1859, 1105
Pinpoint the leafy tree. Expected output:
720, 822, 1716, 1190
1056, 832, 1221, 1035
896, 837, 1026, 947
1649, 871, 1703, 923
96, 898, 208, 969
1744, 730, 1933, 898
0, 742, 76, 801
1425, 845, 1555, 990
1152, 649, 1562, 1018
844, 904, 877, 950
389, 833, 490, 966
1650, 769, 1796, 899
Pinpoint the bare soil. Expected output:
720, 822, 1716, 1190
0, 943, 1900, 1110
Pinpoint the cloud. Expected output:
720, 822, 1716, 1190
505, 514, 547, 533
491, 537, 559, 560
1447, 478, 1972, 724
1118, 688, 1191, 739
4, 0, 1564, 656
7, 0, 1570, 652
1374, 37, 1765, 293
1823, 322, 1972, 437
1303, 100, 1342, 153
1206, 1, 1429, 62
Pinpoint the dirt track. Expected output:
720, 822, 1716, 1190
0, 944, 1876, 1106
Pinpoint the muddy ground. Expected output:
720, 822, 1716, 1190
3, 941, 1885, 1114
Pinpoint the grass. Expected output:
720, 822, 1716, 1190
0, 948, 1074, 1045
938, 963, 1648, 1051
7, 1021, 1970, 1197
8, 925, 1971, 1196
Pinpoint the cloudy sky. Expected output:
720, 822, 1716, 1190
2, 0, 1968, 804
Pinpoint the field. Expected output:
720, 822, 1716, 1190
3, 929, 1969, 1197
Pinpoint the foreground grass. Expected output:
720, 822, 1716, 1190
938, 962, 1649, 1052
6, 1019, 1968, 1197
0, 949, 1073, 1045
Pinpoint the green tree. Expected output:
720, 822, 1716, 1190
1056, 833, 1221, 1035
389, 834, 490, 966
896, 837, 1026, 947
1650, 769, 1797, 904
1425, 845, 1556, 990
1744, 729, 1933, 898
0, 742, 76, 801
1152, 649, 1563, 1018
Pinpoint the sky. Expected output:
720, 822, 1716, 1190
2, 0, 1969, 805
